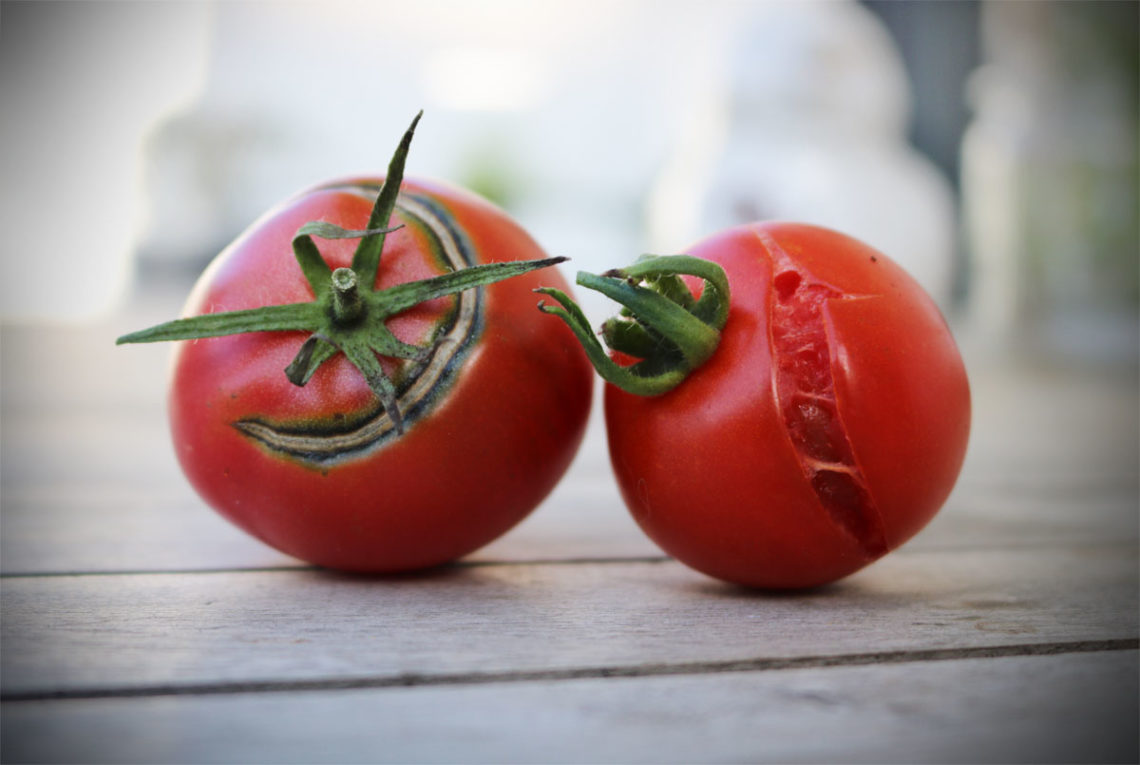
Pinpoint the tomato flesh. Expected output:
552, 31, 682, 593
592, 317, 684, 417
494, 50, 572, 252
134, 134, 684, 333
767, 232, 887, 558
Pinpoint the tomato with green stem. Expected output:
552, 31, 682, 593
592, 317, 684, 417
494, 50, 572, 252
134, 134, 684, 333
538, 222, 970, 589
119, 113, 593, 572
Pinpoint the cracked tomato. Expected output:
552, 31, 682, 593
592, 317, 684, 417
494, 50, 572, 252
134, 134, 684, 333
540, 222, 970, 589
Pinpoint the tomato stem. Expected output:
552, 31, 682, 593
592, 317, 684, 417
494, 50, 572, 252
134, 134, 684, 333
330, 268, 363, 325
536, 254, 729, 396
116, 111, 569, 434
352, 111, 421, 288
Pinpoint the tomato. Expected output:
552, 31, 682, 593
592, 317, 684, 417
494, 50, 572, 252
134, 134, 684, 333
121, 115, 593, 572
541, 222, 970, 589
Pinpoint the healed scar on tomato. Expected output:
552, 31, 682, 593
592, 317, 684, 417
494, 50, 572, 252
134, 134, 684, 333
234, 192, 481, 465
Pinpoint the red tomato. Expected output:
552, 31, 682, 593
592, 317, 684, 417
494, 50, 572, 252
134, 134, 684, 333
603, 223, 970, 589
167, 178, 593, 572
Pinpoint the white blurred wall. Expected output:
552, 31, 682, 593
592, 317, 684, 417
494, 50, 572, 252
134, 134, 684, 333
0, 1, 210, 321
1, 1, 960, 324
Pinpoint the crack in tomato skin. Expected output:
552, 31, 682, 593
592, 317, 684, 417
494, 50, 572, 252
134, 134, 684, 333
760, 230, 889, 558
602, 222, 969, 589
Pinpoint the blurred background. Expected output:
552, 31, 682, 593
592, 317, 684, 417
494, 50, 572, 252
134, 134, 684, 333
1, 0, 1137, 366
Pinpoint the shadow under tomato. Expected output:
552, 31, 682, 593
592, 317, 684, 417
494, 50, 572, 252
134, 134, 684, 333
682, 575, 862, 601
300, 559, 480, 585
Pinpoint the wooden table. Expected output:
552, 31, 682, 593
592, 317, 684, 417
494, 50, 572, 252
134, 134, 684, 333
2, 298, 1137, 763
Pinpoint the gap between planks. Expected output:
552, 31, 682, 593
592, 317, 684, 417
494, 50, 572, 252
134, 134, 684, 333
4, 638, 1135, 704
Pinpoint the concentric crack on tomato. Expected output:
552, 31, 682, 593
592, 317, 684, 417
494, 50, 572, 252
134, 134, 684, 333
234, 191, 482, 466
760, 230, 889, 558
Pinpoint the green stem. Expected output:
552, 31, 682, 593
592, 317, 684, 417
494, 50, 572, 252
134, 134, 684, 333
536, 254, 730, 397
379, 257, 567, 316
353, 110, 422, 287
536, 288, 687, 396
116, 111, 569, 435
284, 335, 339, 387
115, 302, 320, 344
576, 271, 720, 370
330, 268, 363, 324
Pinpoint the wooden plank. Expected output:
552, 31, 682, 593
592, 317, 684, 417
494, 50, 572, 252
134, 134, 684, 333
0, 405, 654, 574
907, 488, 1139, 552
958, 359, 1140, 492
3, 459, 1135, 573
3, 544, 1135, 698
3, 649, 1135, 763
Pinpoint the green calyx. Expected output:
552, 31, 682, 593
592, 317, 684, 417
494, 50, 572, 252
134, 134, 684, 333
536, 254, 730, 396
117, 111, 566, 434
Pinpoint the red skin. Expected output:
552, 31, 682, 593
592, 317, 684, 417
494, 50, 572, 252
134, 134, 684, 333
169, 178, 593, 572
605, 222, 971, 589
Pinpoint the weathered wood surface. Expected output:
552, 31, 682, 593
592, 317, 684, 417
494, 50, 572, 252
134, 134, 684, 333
4, 651, 1136, 764
2, 544, 1137, 699
2, 309, 1138, 763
